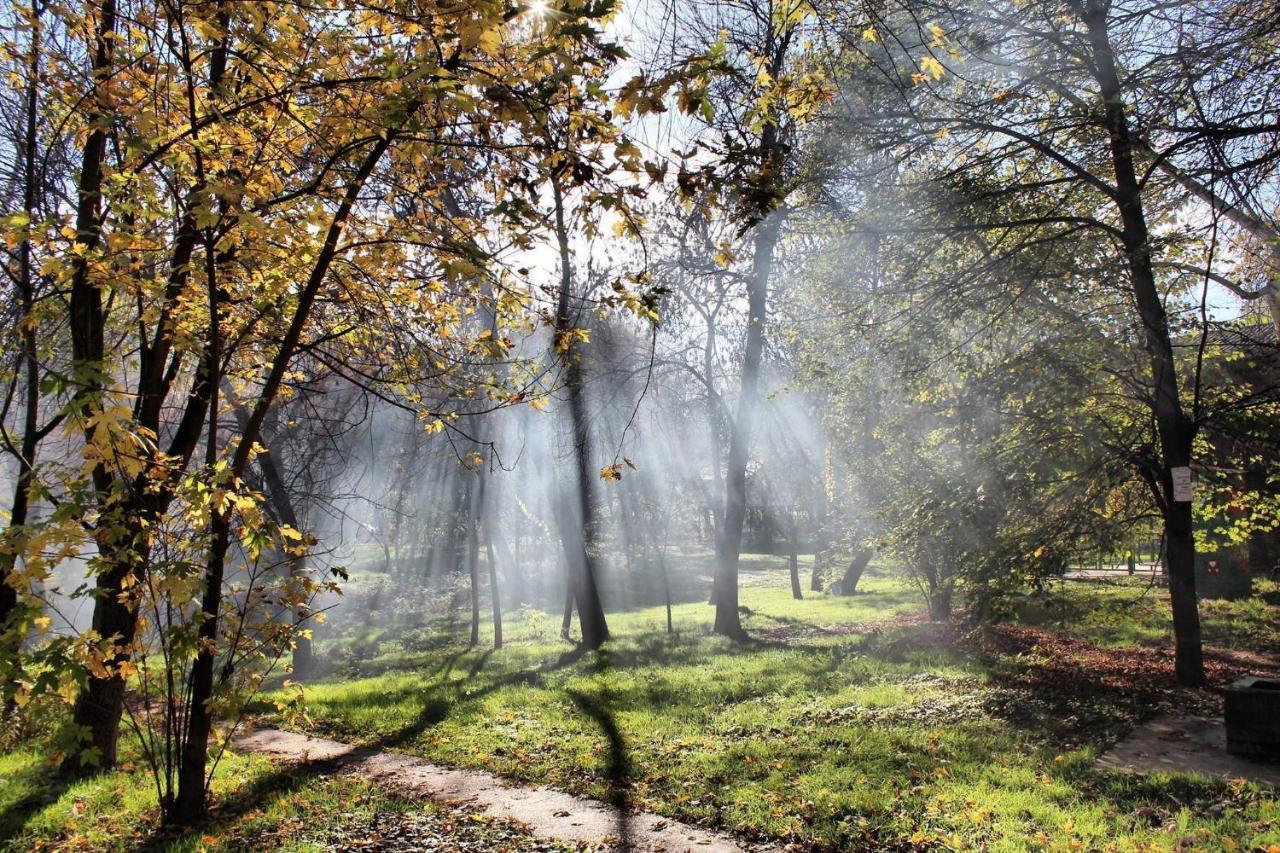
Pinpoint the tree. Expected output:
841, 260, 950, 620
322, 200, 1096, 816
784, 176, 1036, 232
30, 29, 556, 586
818, 0, 1280, 683
0, 0, 68, 709
658, 0, 828, 639
0, 0, 667, 825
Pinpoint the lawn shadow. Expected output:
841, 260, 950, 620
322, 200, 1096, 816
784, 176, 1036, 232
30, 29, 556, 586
0, 765, 76, 845
566, 687, 632, 849
358, 643, 597, 754
138, 743, 394, 851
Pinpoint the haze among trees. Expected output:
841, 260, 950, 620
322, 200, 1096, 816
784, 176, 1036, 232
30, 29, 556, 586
1, 0, 1278, 848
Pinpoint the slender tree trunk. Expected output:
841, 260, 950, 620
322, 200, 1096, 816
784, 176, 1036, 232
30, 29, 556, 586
467, 477, 482, 648
173, 122, 404, 821
838, 550, 872, 596
714, 202, 780, 639
241, 407, 313, 677
172, 509, 228, 824
661, 548, 674, 634
484, 518, 502, 649
810, 549, 825, 593
1081, 0, 1203, 685
1, 3, 44, 708
173, 47, 231, 814
566, 364, 610, 647
789, 550, 803, 600
927, 585, 953, 622
561, 582, 575, 640
551, 177, 609, 649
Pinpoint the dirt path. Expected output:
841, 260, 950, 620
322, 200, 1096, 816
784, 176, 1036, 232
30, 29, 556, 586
235, 728, 769, 852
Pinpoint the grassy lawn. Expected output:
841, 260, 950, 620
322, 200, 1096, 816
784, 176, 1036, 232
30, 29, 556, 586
1014, 575, 1280, 653
0, 745, 575, 851
273, 566, 1278, 850
5, 562, 1279, 850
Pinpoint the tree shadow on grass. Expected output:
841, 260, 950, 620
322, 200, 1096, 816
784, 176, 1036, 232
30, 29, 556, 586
0, 744, 357, 851
0, 767, 75, 845
566, 686, 632, 849
137, 744, 412, 851
353, 643, 595, 754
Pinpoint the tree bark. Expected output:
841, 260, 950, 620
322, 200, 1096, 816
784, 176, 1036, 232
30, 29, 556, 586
927, 585, 953, 622
62, 0, 130, 774
551, 177, 609, 649
810, 549, 825, 593
838, 550, 872, 596
483, 516, 502, 650
1, 2, 44, 708
1080, 0, 1203, 685
466, 476, 482, 648
714, 148, 782, 638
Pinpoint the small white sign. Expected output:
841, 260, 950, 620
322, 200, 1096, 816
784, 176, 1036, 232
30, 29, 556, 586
1171, 466, 1193, 502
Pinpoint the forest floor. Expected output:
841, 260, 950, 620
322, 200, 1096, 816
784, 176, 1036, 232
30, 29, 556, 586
3, 563, 1280, 850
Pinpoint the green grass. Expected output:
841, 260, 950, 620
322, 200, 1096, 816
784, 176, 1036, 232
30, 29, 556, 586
0, 743, 571, 851
6, 561, 1279, 850
266, 565, 1278, 850
1014, 576, 1280, 654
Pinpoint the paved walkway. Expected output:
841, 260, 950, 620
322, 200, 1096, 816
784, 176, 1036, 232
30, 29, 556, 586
235, 728, 768, 852
1098, 715, 1280, 786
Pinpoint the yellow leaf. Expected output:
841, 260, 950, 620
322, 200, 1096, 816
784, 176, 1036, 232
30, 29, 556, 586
920, 56, 945, 81
478, 27, 502, 55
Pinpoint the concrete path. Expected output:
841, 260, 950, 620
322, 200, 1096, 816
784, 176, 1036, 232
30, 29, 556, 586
1098, 714, 1280, 786
235, 728, 768, 852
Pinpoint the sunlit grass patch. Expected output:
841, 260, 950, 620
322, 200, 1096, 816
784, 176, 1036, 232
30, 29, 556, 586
267, 570, 1280, 848
12, 565, 1278, 849
1014, 576, 1280, 654
0, 745, 571, 851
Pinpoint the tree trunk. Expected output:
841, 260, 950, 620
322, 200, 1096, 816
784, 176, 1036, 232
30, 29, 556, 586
561, 582, 574, 640
484, 519, 502, 650
62, 0, 127, 774
1081, 0, 1204, 685
467, 477, 482, 648
1, 4, 44, 710
810, 549, 825, 593
551, 177, 609, 649
171, 509, 230, 825
65, 544, 138, 773
714, 200, 781, 641
566, 367, 610, 648
927, 585, 953, 622
838, 550, 872, 596
789, 550, 803, 600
